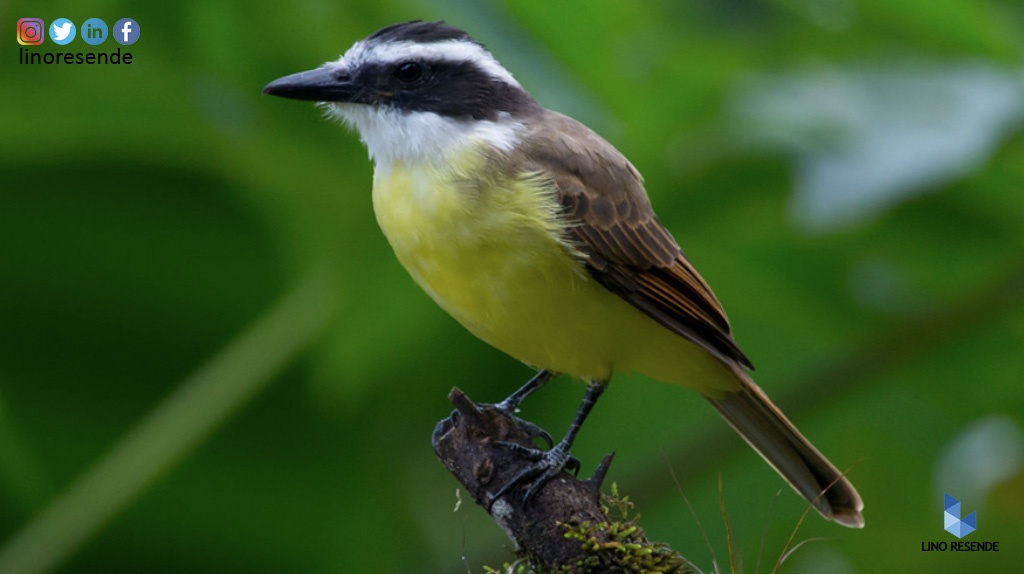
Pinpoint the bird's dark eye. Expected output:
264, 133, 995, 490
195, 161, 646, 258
394, 61, 424, 84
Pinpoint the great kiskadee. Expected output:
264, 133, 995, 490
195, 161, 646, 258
264, 20, 864, 528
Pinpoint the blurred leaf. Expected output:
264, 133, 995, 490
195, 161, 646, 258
728, 62, 1024, 231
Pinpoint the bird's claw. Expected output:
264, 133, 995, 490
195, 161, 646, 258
489, 442, 580, 508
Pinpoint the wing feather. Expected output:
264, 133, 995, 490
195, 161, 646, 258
520, 111, 753, 369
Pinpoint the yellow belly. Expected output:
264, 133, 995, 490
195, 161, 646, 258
371, 151, 735, 392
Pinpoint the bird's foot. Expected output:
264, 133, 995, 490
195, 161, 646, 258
490, 439, 581, 506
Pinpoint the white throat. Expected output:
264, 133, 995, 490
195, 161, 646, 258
325, 103, 524, 167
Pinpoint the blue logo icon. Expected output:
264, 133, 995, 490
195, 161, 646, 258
49, 18, 75, 45
81, 18, 108, 45
943, 493, 976, 539
113, 18, 139, 46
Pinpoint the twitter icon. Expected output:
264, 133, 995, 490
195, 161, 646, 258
50, 18, 76, 45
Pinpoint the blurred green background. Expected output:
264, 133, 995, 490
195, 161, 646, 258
2, 0, 1023, 572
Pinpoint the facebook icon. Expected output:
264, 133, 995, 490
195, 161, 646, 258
113, 18, 140, 45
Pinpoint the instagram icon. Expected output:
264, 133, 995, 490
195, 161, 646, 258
17, 18, 45, 45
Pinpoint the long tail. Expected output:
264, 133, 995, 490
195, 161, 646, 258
705, 368, 864, 528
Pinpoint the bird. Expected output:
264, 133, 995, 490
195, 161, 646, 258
263, 20, 864, 528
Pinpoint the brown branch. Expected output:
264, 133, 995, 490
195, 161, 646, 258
432, 387, 692, 573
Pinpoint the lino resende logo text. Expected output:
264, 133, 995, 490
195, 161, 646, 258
17, 15, 137, 66
921, 493, 1000, 552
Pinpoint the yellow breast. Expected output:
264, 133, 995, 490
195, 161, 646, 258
370, 145, 733, 390
370, 147, 601, 375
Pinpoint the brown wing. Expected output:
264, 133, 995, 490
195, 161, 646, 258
521, 111, 753, 369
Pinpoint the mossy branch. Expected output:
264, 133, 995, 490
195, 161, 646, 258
432, 387, 692, 573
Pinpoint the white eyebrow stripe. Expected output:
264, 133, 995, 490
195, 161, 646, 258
341, 39, 520, 87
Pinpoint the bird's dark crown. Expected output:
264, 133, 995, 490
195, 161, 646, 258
339, 20, 540, 121
365, 20, 477, 46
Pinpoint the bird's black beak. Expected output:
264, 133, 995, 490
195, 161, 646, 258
262, 67, 355, 102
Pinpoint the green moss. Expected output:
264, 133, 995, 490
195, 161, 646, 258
486, 484, 692, 574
